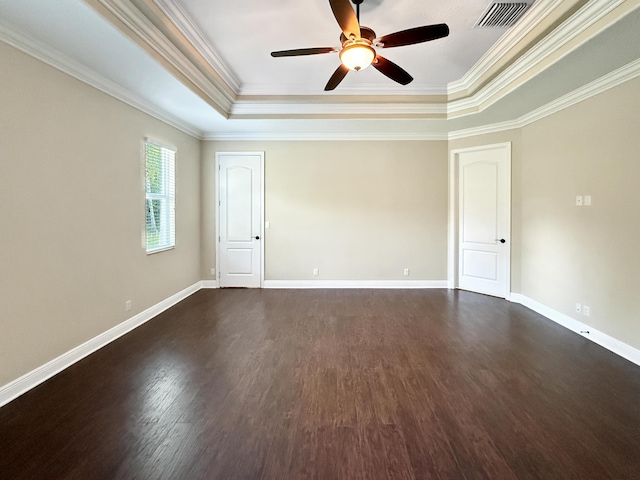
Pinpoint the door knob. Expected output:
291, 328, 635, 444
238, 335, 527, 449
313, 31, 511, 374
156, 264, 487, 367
496, 238, 506, 243
254, 236, 260, 240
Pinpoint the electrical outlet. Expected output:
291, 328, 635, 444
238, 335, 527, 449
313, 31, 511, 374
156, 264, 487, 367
576, 195, 583, 206
313, 268, 319, 276
403, 268, 410, 276
210, 268, 216, 276
584, 195, 592, 206
125, 300, 132, 311
575, 303, 582, 313
583, 305, 590, 317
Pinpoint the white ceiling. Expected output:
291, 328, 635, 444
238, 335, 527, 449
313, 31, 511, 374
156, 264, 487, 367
0, 0, 638, 138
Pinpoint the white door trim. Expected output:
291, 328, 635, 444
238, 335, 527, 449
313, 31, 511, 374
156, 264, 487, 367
448, 142, 511, 297
215, 152, 265, 288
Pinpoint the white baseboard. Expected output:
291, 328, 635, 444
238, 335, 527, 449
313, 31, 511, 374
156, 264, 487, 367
263, 280, 448, 289
6, 284, 635, 408
3, 279, 448, 407
0, 281, 202, 408
510, 293, 640, 367
200, 280, 220, 289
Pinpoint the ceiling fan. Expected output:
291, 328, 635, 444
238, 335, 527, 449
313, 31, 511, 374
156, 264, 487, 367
270, 0, 449, 91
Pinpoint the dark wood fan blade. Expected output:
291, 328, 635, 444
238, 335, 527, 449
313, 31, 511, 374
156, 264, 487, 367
378, 24, 449, 48
324, 64, 350, 91
372, 55, 413, 85
329, 0, 360, 39
271, 47, 337, 57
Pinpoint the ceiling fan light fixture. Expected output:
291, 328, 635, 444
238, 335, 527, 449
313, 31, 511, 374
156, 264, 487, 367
339, 42, 375, 71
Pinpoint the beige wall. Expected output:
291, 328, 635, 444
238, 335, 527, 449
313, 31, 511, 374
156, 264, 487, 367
2, 35, 639, 391
448, 78, 640, 352
203, 141, 449, 281
520, 77, 640, 350
0, 43, 201, 386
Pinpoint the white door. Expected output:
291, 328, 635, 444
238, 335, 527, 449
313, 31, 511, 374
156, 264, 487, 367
217, 152, 263, 288
456, 144, 510, 298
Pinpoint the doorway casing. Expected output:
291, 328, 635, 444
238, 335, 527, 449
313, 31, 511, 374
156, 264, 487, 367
215, 152, 265, 288
448, 143, 512, 298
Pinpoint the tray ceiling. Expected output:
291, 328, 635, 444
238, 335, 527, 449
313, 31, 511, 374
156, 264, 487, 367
0, 0, 638, 138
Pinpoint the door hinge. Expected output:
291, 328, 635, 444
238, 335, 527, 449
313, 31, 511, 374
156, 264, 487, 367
218, 236, 220, 242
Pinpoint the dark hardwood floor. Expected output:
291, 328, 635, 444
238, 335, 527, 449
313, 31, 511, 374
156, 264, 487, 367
1, 289, 640, 479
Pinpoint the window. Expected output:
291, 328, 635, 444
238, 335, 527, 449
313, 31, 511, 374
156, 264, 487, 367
145, 140, 175, 253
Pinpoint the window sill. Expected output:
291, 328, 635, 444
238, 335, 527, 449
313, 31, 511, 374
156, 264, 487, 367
146, 245, 175, 255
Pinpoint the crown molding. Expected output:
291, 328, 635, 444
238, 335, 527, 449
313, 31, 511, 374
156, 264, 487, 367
5, 4, 636, 145
3, 0, 637, 143
448, 119, 520, 141
447, 0, 627, 118
516, 57, 640, 126
239, 83, 448, 96
449, 57, 640, 140
0, 19, 203, 139
75, 0, 635, 124
230, 100, 447, 118
152, 0, 242, 93
203, 131, 449, 142
88, 0, 235, 115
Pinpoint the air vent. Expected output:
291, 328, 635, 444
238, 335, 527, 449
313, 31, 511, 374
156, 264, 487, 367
475, 2, 530, 28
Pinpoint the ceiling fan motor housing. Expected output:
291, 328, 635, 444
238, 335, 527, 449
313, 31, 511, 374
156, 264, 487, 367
340, 26, 376, 43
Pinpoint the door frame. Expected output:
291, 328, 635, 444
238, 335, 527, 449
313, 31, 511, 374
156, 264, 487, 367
448, 142, 511, 298
215, 151, 265, 288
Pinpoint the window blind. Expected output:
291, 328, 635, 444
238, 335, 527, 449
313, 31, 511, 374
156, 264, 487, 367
145, 141, 175, 253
